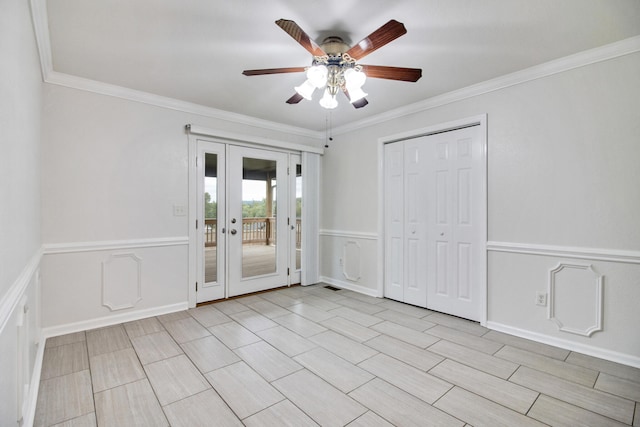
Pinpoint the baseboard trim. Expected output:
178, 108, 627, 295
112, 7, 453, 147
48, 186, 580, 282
318, 276, 381, 298
487, 241, 640, 264
486, 321, 640, 369
42, 302, 189, 339
42, 236, 189, 255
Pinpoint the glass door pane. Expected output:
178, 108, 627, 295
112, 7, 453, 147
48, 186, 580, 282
241, 157, 277, 278
295, 162, 302, 271
196, 140, 225, 304
289, 154, 302, 285
204, 153, 218, 283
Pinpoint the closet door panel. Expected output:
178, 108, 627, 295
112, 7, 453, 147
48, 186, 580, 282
384, 143, 405, 301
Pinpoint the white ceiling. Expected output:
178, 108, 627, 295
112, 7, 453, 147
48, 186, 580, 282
44, 0, 640, 132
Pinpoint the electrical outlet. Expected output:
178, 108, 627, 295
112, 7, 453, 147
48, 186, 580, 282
535, 292, 547, 306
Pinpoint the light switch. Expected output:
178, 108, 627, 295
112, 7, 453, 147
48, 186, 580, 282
173, 205, 187, 216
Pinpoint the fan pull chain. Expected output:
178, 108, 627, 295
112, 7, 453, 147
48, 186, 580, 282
325, 111, 333, 148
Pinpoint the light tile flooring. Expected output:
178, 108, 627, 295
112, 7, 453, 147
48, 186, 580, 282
35, 284, 640, 426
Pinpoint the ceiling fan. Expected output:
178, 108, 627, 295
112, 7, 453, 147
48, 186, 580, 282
242, 19, 422, 109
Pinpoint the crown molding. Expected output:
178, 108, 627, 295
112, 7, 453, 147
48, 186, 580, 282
30, 0, 640, 139
332, 35, 640, 136
29, 0, 52, 81
44, 71, 323, 139
30, 0, 321, 139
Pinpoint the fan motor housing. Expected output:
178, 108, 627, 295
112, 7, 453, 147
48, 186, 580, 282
320, 37, 350, 55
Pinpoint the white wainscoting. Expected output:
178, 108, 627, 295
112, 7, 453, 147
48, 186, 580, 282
487, 241, 640, 368
0, 248, 43, 427
319, 230, 380, 297
41, 237, 190, 333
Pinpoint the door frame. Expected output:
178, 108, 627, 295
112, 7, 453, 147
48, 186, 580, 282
187, 125, 323, 308
377, 114, 488, 326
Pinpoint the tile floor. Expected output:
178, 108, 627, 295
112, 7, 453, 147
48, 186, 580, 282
35, 284, 640, 426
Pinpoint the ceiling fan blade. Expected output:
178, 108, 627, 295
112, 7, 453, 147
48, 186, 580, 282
286, 93, 304, 104
360, 65, 422, 82
275, 19, 326, 56
352, 98, 369, 109
346, 19, 407, 60
342, 87, 369, 109
243, 67, 306, 76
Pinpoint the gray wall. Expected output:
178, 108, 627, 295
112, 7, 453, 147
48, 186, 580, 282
320, 52, 640, 364
0, 0, 44, 424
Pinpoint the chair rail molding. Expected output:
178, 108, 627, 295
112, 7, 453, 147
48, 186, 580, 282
487, 241, 640, 264
319, 229, 378, 240
43, 236, 189, 254
0, 248, 42, 333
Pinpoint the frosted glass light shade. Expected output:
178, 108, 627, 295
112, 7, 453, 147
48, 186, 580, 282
307, 65, 328, 88
295, 79, 316, 100
347, 86, 368, 103
344, 68, 366, 88
319, 89, 338, 109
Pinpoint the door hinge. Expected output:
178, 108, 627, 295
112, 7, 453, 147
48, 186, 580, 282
287, 167, 290, 175
195, 282, 198, 292
287, 217, 290, 226
287, 268, 290, 276
195, 156, 198, 167
196, 219, 198, 229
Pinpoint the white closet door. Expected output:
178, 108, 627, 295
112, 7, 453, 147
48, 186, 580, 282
384, 124, 485, 320
384, 143, 405, 302
426, 125, 483, 321
402, 139, 429, 306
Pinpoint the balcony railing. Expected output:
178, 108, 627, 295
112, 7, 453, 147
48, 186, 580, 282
204, 218, 301, 248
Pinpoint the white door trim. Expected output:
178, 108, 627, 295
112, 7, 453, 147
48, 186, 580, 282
188, 131, 319, 308
377, 114, 488, 325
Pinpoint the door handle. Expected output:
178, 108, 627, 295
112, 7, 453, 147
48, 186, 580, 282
230, 229, 237, 235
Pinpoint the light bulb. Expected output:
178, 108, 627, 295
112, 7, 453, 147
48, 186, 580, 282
347, 86, 368, 103
307, 65, 328, 88
344, 68, 366, 88
319, 89, 338, 109
294, 79, 316, 100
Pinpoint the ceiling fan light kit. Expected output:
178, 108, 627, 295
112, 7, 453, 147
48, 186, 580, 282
243, 18, 422, 110
297, 55, 367, 108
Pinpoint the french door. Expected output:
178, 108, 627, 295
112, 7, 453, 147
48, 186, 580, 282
227, 146, 288, 296
196, 141, 296, 303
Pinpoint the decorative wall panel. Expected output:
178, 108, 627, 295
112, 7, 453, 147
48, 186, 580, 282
342, 241, 362, 282
548, 263, 603, 337
102, 253, 142, 311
